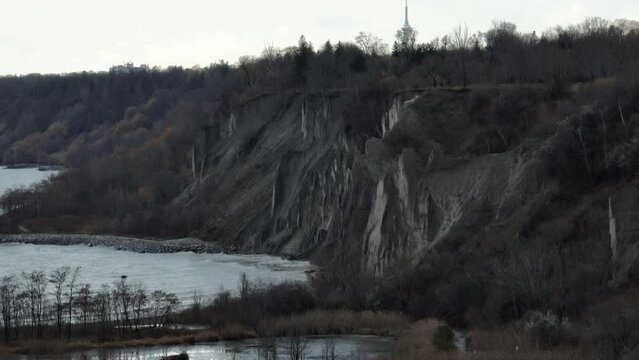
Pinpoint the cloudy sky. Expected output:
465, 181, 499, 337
1, 0, 637, 75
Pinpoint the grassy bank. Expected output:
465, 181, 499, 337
11, 329, 247, 355
2, 306, 626, 359
3, 309, 408, 356
262, 310, 409, 337
393, 320, 582, 360
5, 271, 638, 359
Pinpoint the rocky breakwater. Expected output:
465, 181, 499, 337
0, 234, 223, 254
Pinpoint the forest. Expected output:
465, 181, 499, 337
0, 267, 180, 352
1, 17, 638, 236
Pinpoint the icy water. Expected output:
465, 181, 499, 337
0, 166, 59, 196
0, 243, 311, 305
8, 335, 396, 360
0, 166, 311, 303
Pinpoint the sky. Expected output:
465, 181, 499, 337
0, 0, 638, 75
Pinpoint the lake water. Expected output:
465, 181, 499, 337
0, 243, 310, 305
0, 166, 311, 303
0, 166, 59, 196
7, 335, 396, 360
0, 167, 395, 359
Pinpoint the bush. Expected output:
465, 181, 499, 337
432, 325, 456, 352
524, 311, 571, 349
582, 289, 639, 359
184, 275, 316, 329
264, 310, 409, 337
162, 354, 189, 360
621, 347, 639, 360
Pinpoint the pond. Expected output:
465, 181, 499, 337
8, 335, 397, 360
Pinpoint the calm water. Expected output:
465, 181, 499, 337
0, 166, 311, 303
0, 243, 310, 304
0, 166, 59, 196
0, 167, 394, 359
9, 336, 396, 360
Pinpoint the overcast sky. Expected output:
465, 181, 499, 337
1, 0, 637, 75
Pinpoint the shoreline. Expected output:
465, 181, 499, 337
8, 332, 398, 358
1, 164, 64, 171
4, 308, 406, 357
0, 234, 224, 254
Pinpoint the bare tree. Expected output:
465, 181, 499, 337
75, 284, 92, 334
191, 290, 204, 314
355, 32, 389, 56
132, 286, 148, 332
0, 276, 18, 343
66, 267, 80, 340
0, 269, 182, 342
22, 271, 47, 338
12, 292, 27, 341
149, 290, 180, 329
394, 27, 418, 54
94, 284, 113, 337
239, 273, 251, 301
49, 266, 70, 338
491, 245, 555, 318
451, 24, 473, 87
257, 338, 278, 360
113, 277, 133, 333
262, 42, 285, 91
286, 331, 308, 360
238, 55, 261, 90
323, 337, 337, 360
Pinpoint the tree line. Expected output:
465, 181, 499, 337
0, 267, 180, 343
233, 17, 639, 94
1, 16, 639, 240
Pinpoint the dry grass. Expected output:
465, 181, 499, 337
396, 351, 581, 360
10, 310, 403, 355
217, 323, 257, 340
391, 321, 582, 360
6, 317, 590, 360
392, 319, 445, 359
0, 345, 15, 354
13, 340, 67, 355
468, 325, 537, 353
11, 328, 256, 355
263, 310, 410, 337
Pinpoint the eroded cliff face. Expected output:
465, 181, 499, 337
609, 185, 639, 280
176, 89, 583, 274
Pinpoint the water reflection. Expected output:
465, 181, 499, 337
13, 336, 395, 360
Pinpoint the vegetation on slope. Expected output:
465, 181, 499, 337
2, 17, 639, 236
1, 17, 639, 359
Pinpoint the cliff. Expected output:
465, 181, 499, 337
172, 85, 632, 275
3, 77, 638, 278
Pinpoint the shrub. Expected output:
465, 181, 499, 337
582, 289, 639, 359
432, 325, 456, 352
161, 354, 189, 360
621, 347, 639, 360
524, 311, 570, 349
185, 276, 315, 329
264, 310, 409, 337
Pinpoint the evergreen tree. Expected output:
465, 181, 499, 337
293, 35, 314, 86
